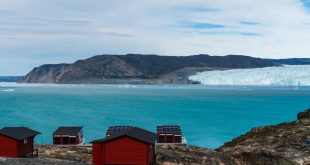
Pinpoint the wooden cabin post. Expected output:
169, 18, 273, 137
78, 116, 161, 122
60, 135, 63, 145
164, 134, 167, 143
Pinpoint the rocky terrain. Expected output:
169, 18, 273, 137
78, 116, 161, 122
156, 144, 239, 165
20, 54, 277, 84
218, 108, 310, 165
0, 157, 87, 165
0, 145, 91, 165
1, 108, 310, 165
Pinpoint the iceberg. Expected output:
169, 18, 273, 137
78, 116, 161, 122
189, 65, 310, 86
2, 89, 15, 92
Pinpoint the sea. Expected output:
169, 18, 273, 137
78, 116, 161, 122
0, 83, 309, 149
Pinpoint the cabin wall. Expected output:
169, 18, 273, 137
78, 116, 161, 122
17, 136, 34, 156
98, 137, 151, 165
104, 137, 149, 165
0, 135, 18, 157
76, 135, 80, 144
157, 134, 181, 143
53, 134, 82, 145
92, 143, 103, 165
149, 144, 155, 164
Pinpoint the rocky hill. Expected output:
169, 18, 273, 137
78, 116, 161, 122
218, 108, 310, 165
20, 54, 277, 84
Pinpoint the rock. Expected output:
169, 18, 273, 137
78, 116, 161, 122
234, 151, 296, 165
156, 145, 238, 165
0, 158, 88, 165
35, 144, 92, 164
297, 108, 310, 120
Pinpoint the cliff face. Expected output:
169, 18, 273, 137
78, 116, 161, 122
20, 54, 277, 84
21, 56, 142, 83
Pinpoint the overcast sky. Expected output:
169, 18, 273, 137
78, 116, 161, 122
1, 0, 310, 75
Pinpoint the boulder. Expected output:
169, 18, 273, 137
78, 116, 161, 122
297, 108, 310, 120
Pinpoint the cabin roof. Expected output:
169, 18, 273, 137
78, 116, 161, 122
0, 127, 41, 140
157, 125, 182, 135
92, 127, 156, 144
53, 126, 83, 136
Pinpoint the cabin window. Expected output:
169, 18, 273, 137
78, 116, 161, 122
157, 135, 164, 143
24, 138, 28, 144
69, 137, 76, 144
54, 137, 61, 144
166, 135, 173, 143
175, 136, 181, 143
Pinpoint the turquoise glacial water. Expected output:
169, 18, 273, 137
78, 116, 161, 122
0, 84, 309, 149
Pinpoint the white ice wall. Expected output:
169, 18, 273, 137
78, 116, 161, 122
189, 65, 310, 86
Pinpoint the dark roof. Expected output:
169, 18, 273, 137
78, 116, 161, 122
53, 126, 83, 136
157, 125, 182, 135
0, 127, 41, 140
92, 127, 156, 144
106, 126, 133, 137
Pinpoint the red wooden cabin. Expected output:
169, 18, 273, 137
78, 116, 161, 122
156, 125, 182, 144
0, 127, 41, 158
91, 127, 157, 165
53, 126, 84, 145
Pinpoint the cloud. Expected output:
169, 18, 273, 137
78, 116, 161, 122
240, 32, 262, 36
176, 6, 220, 13
0, 0, 310, 75
239, 21, 260, 25
182, 21, 226, 29
0, 9, 9, 13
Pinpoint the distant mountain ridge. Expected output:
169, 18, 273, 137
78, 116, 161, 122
0, 76, 23, 82
21, 54, 278, 84
266, 58, 310, 65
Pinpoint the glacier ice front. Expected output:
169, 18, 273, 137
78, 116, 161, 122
189, 65, 310, 86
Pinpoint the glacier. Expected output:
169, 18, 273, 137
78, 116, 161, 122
189, 65, 310, 86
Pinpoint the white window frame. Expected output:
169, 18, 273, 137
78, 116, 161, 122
24, 138, 27, 144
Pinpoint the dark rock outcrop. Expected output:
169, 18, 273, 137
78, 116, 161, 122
20, 54, 277, 84
297, 108, 310, 120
